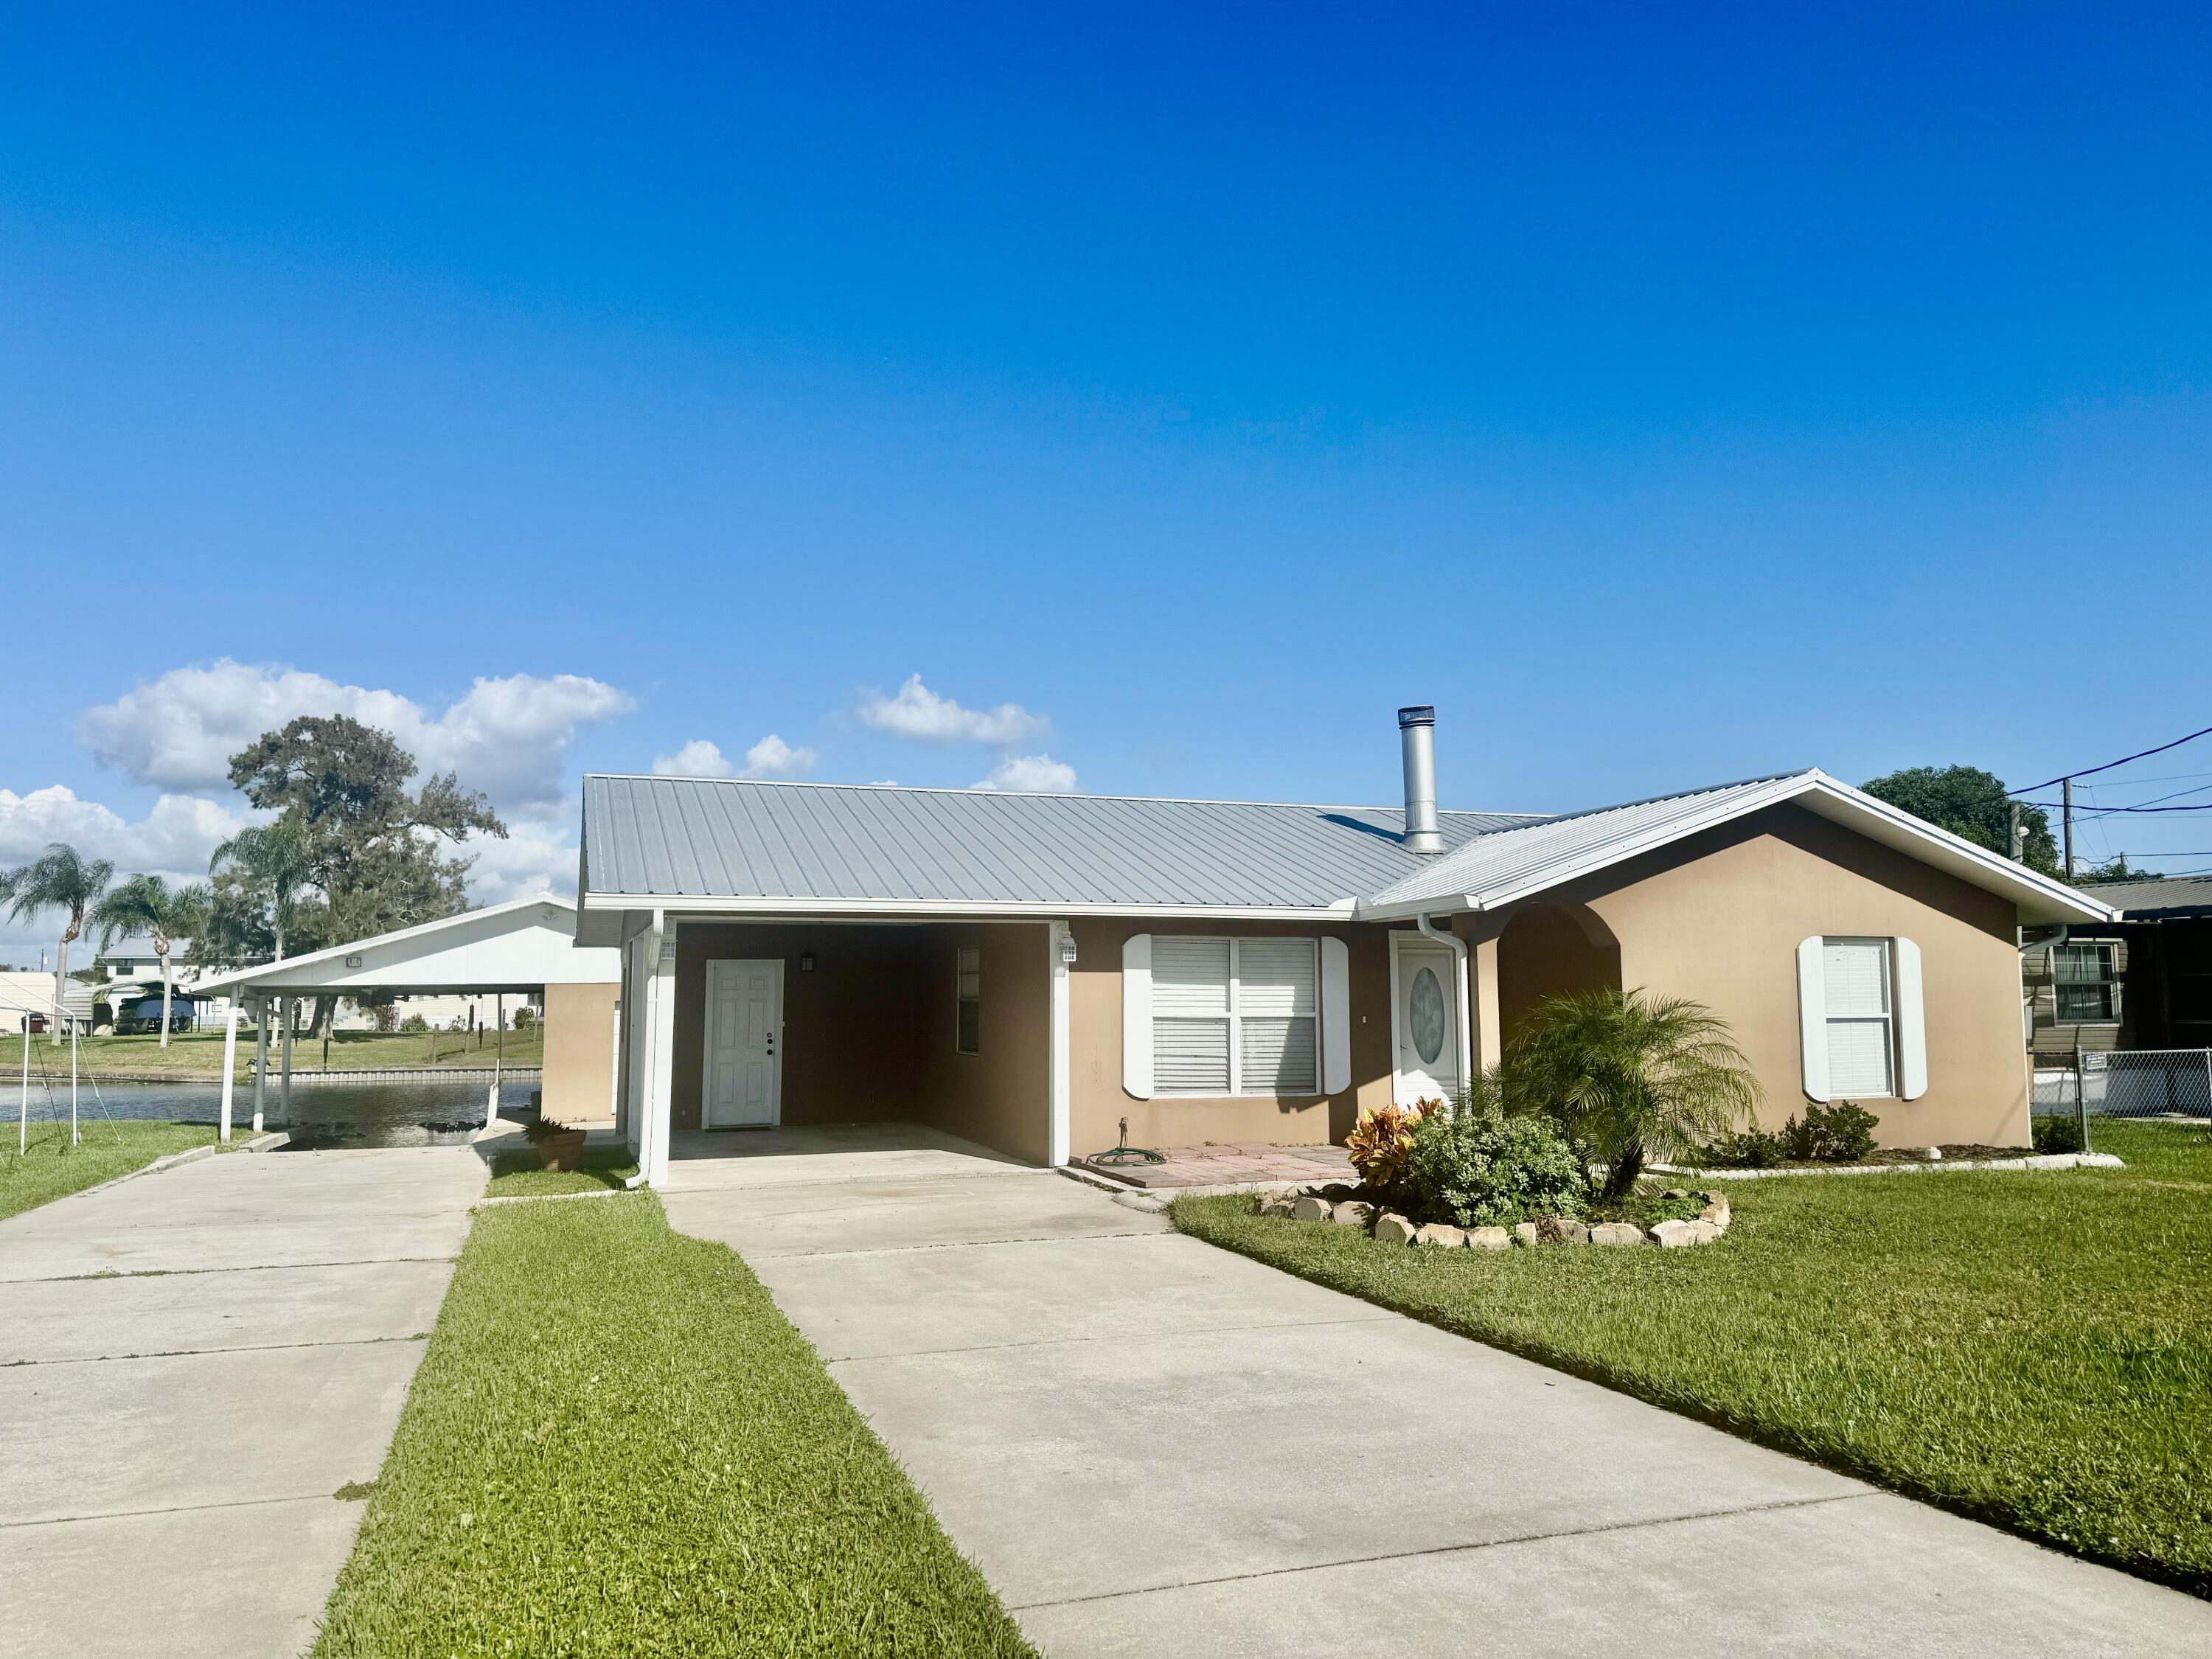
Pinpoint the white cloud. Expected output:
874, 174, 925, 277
0, 786, 257, 884
651, 734, 818, 780
652, 740, 734, 779
973, 754, 1079, 793
77, 659, 634, 813
454, 810, 580, 906
858, 675, 1048, 748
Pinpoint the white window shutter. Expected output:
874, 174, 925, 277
1894, 937, 1927, 1100
1122, 933, 1154, 1099
1797, 936, 1830, 1102
1321, 936, 1351, 1095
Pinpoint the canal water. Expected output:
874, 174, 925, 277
5, 1076, 544, 1149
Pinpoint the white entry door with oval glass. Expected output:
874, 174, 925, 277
703, 959, 782, 1127
1391, 936, 1461, 1104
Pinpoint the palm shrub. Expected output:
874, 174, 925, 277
1402, 1077, 1588, 1228
1501, 987, 1761, 1200
92, 874, 211, 1048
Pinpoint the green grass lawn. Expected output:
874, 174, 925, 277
0, 1119, 237, 1221
1174, 1119, 2212, 1598
313, 1194, 1034, 1658
483, 1144, 639, 1197
35, 1026, 549, 1079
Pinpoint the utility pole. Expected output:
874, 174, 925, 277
2062, 777, 2076, 878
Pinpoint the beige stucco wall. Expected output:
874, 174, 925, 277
1065, 917, 1399, 1158
541, 981, 619, 1125
1520, 804, 2030, 1148
910, 922, 1054, 1165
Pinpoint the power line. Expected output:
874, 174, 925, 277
2014, 722, 2212, 795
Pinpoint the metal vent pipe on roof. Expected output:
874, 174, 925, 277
1398, 706, 1444, 855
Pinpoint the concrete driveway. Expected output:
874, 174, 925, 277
664, 1127, 2212, 1658
0, 1145, 485, 1659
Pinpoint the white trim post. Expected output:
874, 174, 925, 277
1048, 921, 1072, 1166
280, 999, 294, 1125
70, 1023, 80, 1146
644, 922, 678, 1188
20, 1018, 29, 1154
252, 995, 268, 1135
219, 1004, 239, 1141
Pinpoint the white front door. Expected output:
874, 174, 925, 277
703, 959, 782, 1128
1394, 939, 1461, 1105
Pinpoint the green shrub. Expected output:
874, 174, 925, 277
1704, 1125, 1786, 1168
1781, 1100, 1879, 1163
1403, 1102, 1589, 1228
397, 1012, 428, 1034
2034, 1116, 2085, 1154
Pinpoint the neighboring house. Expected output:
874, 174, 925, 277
2033, 874, 2212, 1057
577, 709, 2112, 1187
94, 933, 251, 1031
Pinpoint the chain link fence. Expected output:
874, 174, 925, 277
2033, 1048, 2212, 1121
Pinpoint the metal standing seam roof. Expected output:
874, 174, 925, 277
580, 775, 1541, 909
1363, 773, 1807, 911
579, 768, 2112, 925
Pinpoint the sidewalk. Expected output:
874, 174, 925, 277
0, 1146, 486, 1659
664, 1135, 2212, 1658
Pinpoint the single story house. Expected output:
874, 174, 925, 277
580, 709, 2112, 1186
2025, 873, 2212, 1061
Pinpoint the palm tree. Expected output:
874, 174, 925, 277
1502, 987, 1761, 1200
93, 875, 212, 1048
209, 820, 315, 962
0, 844, 115, 1045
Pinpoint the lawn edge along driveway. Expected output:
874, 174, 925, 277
1172, 1120, 2212, 1601
0, 1119, 236, 1221
313, 1192, 1035, 1658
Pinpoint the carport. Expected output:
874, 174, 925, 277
194, 897, 621, 1139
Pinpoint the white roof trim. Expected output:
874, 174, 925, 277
1355, 771, 2115, 928
193, 895, 594, 995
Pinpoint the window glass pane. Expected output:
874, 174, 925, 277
1826, 1018, 1894, 1096
1823, 941, 1889, 1017
1237, 939, 1317, 1015
2052, 945, 2109, 985
1152, 937, 1231, 1015
2055, 984, 2115, 1023
956, 998, 980, 1054
956, 945, 981, 999
1242, 1016, 1317, 1094
1409, 967, 1447, 1065
1155, 1019, 1230, 1092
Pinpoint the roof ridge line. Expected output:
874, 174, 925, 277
585, 773, 1546, 818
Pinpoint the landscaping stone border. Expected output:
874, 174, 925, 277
1652, 1151, 2125, 1181
1259, 1188, 1734, 1248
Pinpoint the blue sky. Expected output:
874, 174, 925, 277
2, 3, 2209, 956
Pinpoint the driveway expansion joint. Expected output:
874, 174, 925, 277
1004, 1492, 1882, 1612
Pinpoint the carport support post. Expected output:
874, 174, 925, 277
251, 996, 268, 1135
280, 1001, 294, 1125
487, 992, 503, 1128
1047, 921, 1071, 1167
19, 1021, 29, 1154
645, 926, 677, 1188
218, 1004, 239, 1141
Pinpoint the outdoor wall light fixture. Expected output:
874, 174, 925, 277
1058, 931, 1079, 965
799, 951, 816, 973
344, 954, 363, 969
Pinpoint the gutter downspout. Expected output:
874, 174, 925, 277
1415, 913, 1475, 1096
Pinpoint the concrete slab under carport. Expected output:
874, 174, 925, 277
666, 1136, 2212, 1657
0, 1144, 484, 1659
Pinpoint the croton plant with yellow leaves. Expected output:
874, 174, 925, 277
1345, 1096, 1446, 1199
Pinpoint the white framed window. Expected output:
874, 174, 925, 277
1821, 938, 1895, 1097
2052, 943, 2119, 1024
955, 945, 981, 1054
1798, 935, 1927, 1103
1149, 936, 1318, 1096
